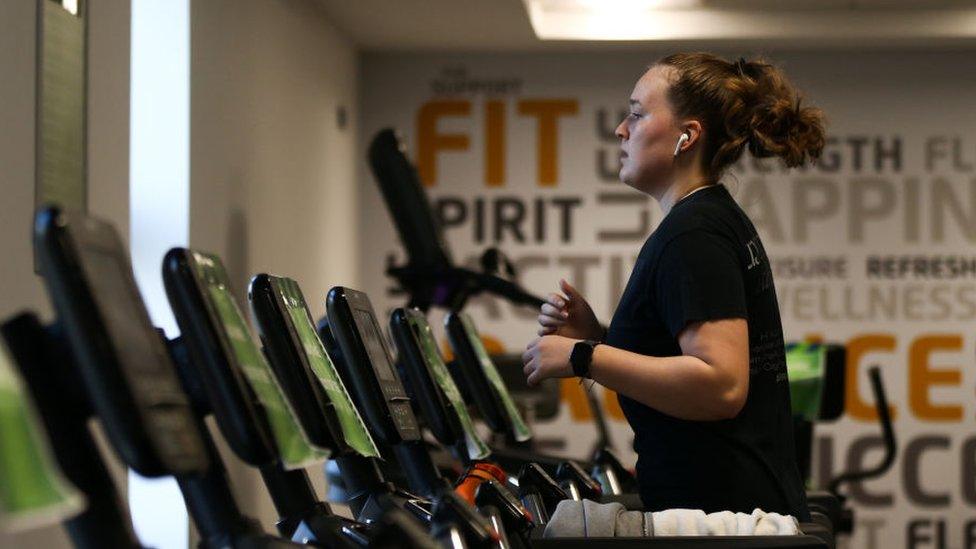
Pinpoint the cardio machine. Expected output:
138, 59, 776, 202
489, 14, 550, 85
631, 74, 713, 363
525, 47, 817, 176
0, 317, 128, 549
785, 343, 896, 539
248, 275, 498, 549
28, 206, 297, 549
368, 128, 635, 494
444, 311, 633, 500
327, 289, 834, 548
389, 307, 573, 524
164, 248, 389, 547
324, 287, 538, 547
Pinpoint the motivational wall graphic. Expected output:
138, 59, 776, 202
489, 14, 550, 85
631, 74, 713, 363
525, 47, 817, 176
360, 52, 976, 549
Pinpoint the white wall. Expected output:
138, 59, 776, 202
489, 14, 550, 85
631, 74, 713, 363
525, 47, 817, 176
191, 0, 360, 529
0, 0, 131, 547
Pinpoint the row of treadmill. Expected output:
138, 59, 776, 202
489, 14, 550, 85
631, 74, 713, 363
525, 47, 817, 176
0, 206, 840, 548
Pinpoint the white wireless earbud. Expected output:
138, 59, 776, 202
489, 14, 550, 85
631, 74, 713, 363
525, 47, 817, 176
673, 132, 690, 157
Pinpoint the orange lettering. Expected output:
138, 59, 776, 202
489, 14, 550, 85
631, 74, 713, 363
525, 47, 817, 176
846, 334, 898, 422
485, 100, 505, 186
416, 101, 471, 186
517, 99, 579, 186
561, 379, 592, 421
603, 388, 625, 420
909, 335, 963, 421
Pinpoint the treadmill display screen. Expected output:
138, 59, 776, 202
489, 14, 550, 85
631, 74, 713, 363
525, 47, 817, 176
785, 343, 826, 421
345, 298, 419, 440
0, 339, 83, 531
406, 313, 490, 461
271, 277, 379, 459
189, 252, 328, 468
353, 309, 398, 383
75, 241, 207, 470
458, 313, 532, 442
82, 247, 183, 396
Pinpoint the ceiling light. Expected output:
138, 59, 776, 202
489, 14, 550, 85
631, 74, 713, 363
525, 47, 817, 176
522, 0, 976, 42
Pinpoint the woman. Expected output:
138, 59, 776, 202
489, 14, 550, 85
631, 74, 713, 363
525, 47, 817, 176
521, 53, 825, 519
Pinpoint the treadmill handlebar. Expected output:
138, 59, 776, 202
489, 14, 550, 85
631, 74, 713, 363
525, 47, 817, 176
389, 263, 545, 312
828, 366, 896, 498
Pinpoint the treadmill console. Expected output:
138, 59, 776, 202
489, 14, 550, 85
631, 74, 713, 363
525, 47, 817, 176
445, 312, 531, 443
34, 207, 208, 476
164, 250, 327, 469
390, 308, 490, 461
250, 275, 379, 459
0, 337, 84, 529
326, 287, 420, 444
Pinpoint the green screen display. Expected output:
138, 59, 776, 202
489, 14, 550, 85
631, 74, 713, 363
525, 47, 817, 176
407, 312, 490, 460
272, 278, 380, 459
458, 313, 532, 442
786, 343, 826, 421
0, 339, 83, 532
189, 252, 328, 469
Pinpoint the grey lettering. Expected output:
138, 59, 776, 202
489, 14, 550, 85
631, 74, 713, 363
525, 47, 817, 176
931, 178, 976, 242
846, 436, 894, 507
904, 178, 921, 242
962, 437, 976, 505
435, 197, 467, 230
903, 436, 951, 507
557, 256, 600, 298
596, 193, 651, 242
926, 136, 948, 172
494, 197, 525, 243
875, 136, 902, 172
551, 197, 582, 242
739, 178, 785, 242
792, 178, 839, 243
849, 177, 895, 242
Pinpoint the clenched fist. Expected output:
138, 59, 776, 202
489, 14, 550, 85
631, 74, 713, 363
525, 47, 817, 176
522, 334, 577, 387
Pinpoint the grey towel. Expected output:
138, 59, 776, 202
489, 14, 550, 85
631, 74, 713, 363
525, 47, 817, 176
544, 500, 798, 538
544, 499, 652, 538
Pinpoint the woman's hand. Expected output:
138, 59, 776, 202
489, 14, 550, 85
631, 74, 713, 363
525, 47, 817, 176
537, 279, 603, 339
522, 335, 578, 387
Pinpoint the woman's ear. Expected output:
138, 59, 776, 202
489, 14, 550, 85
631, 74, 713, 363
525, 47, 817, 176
681, 121, 703, 152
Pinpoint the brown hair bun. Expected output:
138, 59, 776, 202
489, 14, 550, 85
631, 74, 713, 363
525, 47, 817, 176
657, 53, 827, 180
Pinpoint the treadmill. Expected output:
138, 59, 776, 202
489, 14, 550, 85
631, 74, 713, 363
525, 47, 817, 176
164, 248, 378, 547
389, 307, 572, 526
786, 343, 896, 538
444, 311, 631, 501
332, 292, 834, 547
249, 275, 499, 549
396, 307, 835, 548
325, 286, 536, 547
0, 326, 90, 545
367, 129, 542, 313
30, 206, 309, 548
368, 129, 631, 488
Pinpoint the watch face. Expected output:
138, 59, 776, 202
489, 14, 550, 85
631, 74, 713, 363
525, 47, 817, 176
573, 340, 601, 376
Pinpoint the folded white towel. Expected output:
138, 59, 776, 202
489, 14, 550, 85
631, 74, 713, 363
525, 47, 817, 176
650, 508, 708, 536
648, 507, 798, 536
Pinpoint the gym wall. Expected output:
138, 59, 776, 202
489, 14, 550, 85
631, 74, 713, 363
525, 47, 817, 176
189, 0, 359, 533
358, 50, 976, 549
1, 0, 358, 545
0, 0, 131, 547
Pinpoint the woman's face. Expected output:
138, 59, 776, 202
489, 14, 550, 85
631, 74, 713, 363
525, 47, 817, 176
615, 65, 683, 195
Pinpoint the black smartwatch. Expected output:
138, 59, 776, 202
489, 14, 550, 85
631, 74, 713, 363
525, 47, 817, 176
570, 339, 600, 379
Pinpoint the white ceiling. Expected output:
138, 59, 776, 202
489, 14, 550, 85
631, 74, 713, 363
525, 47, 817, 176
315, 0, 976, 51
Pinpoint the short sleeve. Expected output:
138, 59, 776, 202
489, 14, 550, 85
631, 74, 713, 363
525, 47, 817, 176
653, 230, 748, 338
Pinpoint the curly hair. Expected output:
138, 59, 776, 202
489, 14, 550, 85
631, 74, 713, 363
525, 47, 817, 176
656, 53, 827, 182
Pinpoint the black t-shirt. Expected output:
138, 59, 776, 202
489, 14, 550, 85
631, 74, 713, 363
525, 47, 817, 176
607, 184, 809, 520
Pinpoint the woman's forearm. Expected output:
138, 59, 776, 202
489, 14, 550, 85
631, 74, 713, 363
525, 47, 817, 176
589, 344, 745, 421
